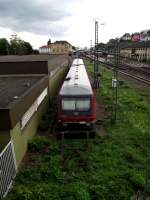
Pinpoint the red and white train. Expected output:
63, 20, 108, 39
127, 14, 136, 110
57, 58, 96, 129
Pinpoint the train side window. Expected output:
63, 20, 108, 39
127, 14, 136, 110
76, 99, 90, 111
62, 99, 75, 111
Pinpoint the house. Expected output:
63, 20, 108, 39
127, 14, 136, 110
120, 41, 150, 61
121, 33, 131, 41
140, 30, 150, 41
39, 45, 51, 54
51, 41, 72, 55
39, 40, 72, 55
131, 33, 140, 42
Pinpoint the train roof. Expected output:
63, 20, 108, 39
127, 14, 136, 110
72, 58, 84, 66
59, 59, 93, 96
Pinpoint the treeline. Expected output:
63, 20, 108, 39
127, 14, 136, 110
0, 35, 39, 55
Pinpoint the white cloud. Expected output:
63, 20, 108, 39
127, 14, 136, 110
0, 0, 149, 48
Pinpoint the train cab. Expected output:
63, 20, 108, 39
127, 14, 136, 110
57, 59, 96, 129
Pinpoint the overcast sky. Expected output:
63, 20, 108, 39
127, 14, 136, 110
0, 0, 149, 49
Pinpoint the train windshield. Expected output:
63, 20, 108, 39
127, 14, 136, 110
62, 98, 90, 111
62, 99, 76, 111
76, 99, 90, 111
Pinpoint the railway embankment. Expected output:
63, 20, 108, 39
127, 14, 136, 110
5, 59, 150, 200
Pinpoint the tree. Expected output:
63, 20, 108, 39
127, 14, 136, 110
120, 33, 131, 42
47, 39, 51, 45
10, 34, 20, 54
33, 49, 39, 54
97, 42, 106, 50
0, 38, 10, 55
23, 42, 33, 54
10, 34, 33, 55
106, 38, 120, 52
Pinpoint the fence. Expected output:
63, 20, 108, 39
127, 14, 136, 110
0, 141, 17, 198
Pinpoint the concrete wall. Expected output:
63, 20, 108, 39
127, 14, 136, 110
0, 61, 48, 75
10, 97, 49, 166
147, 48, 150, 60
120, 49, 132, 58
121, 47, 150, 61
49, 65, 69, 98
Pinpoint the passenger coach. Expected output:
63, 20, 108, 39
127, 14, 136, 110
57, 58, 96, 128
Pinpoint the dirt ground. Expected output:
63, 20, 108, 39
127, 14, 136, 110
95, 98, 108, 138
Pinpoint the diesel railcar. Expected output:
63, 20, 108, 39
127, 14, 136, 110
57, 58, 96, 129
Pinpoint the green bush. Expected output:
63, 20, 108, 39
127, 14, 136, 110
130, 170, 146, 189
9, 184, 60, 200
28, 136, 50, 152
9, 185, 32, 200
16, 167, 40, 183
60, 182, 90, 200
38, 114, 50, 131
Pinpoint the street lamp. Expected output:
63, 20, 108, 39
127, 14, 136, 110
93, 20, 105, 89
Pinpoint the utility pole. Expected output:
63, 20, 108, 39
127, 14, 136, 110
112, 39, 120, 123
93, 20, 100, 89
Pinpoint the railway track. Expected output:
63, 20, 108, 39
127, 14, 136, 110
119, 63, 150, 78
86, 55, 150, 86
100, 61, 150, 86
117, 69, 150, 86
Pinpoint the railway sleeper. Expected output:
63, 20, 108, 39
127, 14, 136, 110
55, 123, 96, 139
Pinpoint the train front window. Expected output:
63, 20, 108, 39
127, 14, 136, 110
76, 99, 90, 111
62, 99, 75, 111
62, 98, 90, 111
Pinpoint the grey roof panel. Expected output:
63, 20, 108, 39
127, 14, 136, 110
60, 59, 93, 96
0, 75, 43, 108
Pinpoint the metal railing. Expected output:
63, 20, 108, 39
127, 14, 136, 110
0, 141, 17, 198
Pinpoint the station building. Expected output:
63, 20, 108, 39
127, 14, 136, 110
0, 55, 69, 166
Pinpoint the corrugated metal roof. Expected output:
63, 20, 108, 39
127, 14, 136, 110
0, 75, 43, 108
60, 59, 93, 96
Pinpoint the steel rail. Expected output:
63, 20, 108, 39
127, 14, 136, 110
86, 55, 150, 86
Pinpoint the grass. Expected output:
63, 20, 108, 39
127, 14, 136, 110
5, 59, 150, 200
